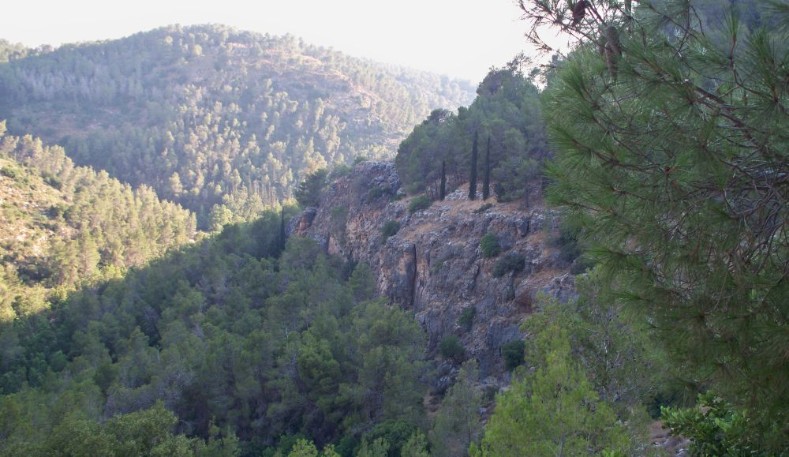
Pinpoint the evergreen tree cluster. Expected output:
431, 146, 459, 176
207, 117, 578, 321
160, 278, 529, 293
0, 124, 196, 321
0, 214, 429, 456
394, 63, 548, 202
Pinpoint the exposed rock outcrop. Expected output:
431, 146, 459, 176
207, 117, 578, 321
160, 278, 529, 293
292, 161, 575, 381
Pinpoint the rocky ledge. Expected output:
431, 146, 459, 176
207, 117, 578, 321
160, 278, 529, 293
291, 161, 575, 382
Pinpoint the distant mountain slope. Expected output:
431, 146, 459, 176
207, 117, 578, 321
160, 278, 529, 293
0, 123, 197, 321
0, 25, 475, 226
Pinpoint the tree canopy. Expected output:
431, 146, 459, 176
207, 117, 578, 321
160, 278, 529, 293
394, 63, 548, 202
0, 25, 475, 227
524, 0, 787, 449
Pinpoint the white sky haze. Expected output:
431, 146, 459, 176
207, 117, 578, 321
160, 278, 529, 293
2, 0, 539, 82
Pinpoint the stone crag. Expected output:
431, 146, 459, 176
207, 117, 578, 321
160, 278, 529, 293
291, 161, 575, 382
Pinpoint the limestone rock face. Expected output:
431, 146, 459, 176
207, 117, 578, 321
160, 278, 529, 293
292, 161, 575, 379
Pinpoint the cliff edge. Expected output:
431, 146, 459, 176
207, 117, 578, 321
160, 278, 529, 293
291, 161, 575, 381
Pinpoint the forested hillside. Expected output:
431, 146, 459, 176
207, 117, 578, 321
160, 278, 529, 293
0, 25, 475, 226
0, 0, 786, 455
0, 122, 196, 322
0, 211, 431, 456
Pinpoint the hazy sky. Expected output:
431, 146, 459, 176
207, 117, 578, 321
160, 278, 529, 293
1, 0, 544, 82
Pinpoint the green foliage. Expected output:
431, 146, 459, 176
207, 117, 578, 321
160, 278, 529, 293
349, 263, 376, 303
457, 307, 475, 332
471, 324, 630, 457
400, 432, 430, 457
429, 360, 482, 457
0, 217, 428, 453
363, 420, 419, 457
552, 220, 591, 274
500, 340, 524, 372
535, 0, 788, 445
438, 335, 465, 363
286, 439, 340, 457
395, 64, 547, 201
0, 132, 196, 325
478, 233, 500, 258
662, 392, 771, 457
367, 186, 390, 201
0, 25, 475, 227
356, 438, 390, 457
294, 169, 329, 208
491, 253, 525, 278
407, 195, 431, 214
5, 401, 234, 457
0, 165, 18, 179
381, 220, 401, 241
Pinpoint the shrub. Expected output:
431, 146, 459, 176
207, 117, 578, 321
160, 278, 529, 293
381, 220, 400, 241
329, 164, 352, 179
0, 166, 18, 179
501, 340, 525, 371
479, 233, 501, 258
294, 169, 328, 208
439, 335, 465, 362
458, 307, 476, 331
661, 392, 767, 456
408, 195, 431, 214
492, 253, 525, 277
367, 186, 387, 201
473, 202, 494, 214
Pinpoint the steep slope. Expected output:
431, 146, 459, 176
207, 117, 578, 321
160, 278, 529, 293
0, 125, 196, 321
292, 162, 575, 380
0, 25, 475, 225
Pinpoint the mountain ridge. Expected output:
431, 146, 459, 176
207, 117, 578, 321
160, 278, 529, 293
0, 24, 476, 226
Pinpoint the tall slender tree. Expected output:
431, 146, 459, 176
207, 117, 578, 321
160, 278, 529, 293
440, 160, 446, 200
482, 135, 491, 200
468, 131, 478, 200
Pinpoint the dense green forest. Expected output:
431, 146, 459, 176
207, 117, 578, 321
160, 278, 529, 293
0, 25, 475, 227
0, 122, 196, 322
0, 0, 787, 455
0, 198, 432, 455
508, 0, 787, 454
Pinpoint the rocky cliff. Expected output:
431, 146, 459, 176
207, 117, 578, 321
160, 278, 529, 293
291, 161, 575, 382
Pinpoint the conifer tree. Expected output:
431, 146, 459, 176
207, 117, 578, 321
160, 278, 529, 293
470, 323, 629, 456
468, 131, 478, 200
440, 160, 446, 200
520, 0, 788, 447
430, 360, 482, 457
278, 206, 287, 254
482, 135, 491, 201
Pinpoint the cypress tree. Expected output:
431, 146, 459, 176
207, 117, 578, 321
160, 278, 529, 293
278, 206, 287, 254
439, 160, 446, 200
482, 135, 491, 200
468, 131, 478, 200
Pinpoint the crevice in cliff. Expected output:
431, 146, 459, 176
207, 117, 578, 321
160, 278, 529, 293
471, 263, 480, 293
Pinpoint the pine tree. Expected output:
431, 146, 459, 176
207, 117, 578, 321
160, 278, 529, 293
278, 206, 287, 254
430, 360, 482, 457
470, 324, 629, 457
520, 0, 788, 447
